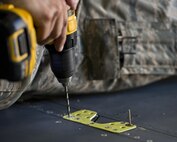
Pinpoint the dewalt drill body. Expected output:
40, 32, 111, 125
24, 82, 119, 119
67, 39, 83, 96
0, 5, 77, 115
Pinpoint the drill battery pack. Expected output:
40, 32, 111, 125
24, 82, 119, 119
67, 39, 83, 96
0, 5, 36, 81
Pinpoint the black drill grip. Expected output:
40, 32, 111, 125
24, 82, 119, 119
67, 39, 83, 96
46, 32, 77, 80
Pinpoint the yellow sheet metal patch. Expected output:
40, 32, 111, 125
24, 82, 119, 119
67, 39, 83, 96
63, 109, 136, 133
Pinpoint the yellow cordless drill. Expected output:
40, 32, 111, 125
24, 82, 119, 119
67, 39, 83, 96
0, 4, 77, 116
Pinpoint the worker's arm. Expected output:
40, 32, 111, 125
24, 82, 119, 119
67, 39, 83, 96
0, 0, 79, 52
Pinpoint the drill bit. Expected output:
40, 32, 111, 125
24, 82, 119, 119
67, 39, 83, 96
64, 85, 71, 117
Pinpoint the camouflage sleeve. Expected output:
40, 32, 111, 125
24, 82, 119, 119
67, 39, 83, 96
72, 0, 177, 92
0, 45, 44, 110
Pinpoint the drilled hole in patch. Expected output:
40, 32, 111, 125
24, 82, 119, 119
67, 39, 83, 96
105, 126, 110, 129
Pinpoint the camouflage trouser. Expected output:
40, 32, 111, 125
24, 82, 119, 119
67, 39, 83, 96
1, 0, 177, 109
0, 46, 44, 109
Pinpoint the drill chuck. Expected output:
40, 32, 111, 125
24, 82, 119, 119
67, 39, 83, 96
46, 32, 77, 86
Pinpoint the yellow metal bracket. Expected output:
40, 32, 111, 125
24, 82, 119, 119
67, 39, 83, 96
63, 109, 136, 133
